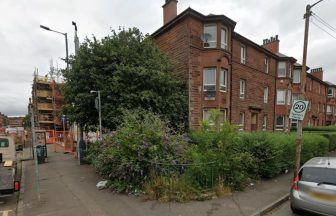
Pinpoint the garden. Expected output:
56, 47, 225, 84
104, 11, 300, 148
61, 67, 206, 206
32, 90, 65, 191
86, 109, 336, 202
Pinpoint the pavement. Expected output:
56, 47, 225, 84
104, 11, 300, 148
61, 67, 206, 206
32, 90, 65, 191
17, 146, 294, 216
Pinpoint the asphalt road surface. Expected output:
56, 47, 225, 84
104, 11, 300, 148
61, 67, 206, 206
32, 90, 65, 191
0, 195, 17, 216
268, 201, 319, 216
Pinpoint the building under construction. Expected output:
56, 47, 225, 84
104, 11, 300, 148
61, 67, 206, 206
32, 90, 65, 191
29, 71, 71, 146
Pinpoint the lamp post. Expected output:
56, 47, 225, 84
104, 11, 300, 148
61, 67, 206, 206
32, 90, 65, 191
40, 25, 69, 71
90, 90, 102, 140
72, 21, 80, 54
294, 0, 325, 178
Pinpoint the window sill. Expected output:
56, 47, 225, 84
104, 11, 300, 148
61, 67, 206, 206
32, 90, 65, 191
220, 90, 227, 93
203, 46, 217, 49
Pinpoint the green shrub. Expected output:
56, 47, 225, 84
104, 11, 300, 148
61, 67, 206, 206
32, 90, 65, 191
86, 109, 189, 193
303, 126, 336, 132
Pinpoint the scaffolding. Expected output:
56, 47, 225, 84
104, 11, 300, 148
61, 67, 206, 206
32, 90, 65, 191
30, 71, 74, 152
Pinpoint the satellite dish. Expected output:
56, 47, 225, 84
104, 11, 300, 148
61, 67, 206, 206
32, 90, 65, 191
201, 33, 212, 47
201, 33, 212, 43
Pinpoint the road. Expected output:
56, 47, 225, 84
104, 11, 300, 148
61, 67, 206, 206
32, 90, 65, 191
0, 195, 17, 216
0, 151, 23, 216
267, 201, 318, 216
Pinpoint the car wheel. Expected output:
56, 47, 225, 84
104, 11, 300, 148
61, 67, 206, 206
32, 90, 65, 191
290, 205, 300, 214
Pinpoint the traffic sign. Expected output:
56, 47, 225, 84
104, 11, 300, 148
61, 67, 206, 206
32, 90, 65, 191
289, 100, 309, 121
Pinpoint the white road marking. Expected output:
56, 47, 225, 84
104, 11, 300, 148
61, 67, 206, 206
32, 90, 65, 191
0, 210, 12, 216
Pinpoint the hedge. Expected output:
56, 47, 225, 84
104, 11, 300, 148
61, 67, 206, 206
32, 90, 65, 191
86, 110, 335, 201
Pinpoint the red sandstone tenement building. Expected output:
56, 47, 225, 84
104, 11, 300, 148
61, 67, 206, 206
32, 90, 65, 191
153, 0, 336, 131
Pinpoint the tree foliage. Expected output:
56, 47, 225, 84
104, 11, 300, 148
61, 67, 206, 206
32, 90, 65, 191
62, 27, 188, 131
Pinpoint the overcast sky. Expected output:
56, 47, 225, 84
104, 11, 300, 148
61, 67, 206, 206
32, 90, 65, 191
0, 0, 335, 116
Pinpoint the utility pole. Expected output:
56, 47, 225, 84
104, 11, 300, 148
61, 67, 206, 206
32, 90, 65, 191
294, 0, 325, 178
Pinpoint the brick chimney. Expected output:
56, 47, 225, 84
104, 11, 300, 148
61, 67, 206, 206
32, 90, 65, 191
163, 0, 178, 25
262, 35, 279, 53
311, 67, 324, 81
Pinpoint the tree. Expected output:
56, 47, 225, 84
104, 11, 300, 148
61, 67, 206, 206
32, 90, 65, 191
62, 27, 188, 132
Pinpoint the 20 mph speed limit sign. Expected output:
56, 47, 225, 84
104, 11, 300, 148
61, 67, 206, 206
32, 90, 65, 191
289, 100, 309, 121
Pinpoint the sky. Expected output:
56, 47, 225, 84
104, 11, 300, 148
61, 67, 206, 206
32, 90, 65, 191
0, 0, 335, 116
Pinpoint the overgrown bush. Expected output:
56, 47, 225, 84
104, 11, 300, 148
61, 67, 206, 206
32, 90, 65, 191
86, 109, 334, 202
86, 109, 189, 193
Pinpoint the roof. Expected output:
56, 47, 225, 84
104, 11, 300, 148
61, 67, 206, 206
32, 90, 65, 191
153, 7, 278, 58
233, 33, 279, 58
275, 52, 297, 62
152, 7, 236, 38
325, 81, 336, 87
303, 157, 336, 169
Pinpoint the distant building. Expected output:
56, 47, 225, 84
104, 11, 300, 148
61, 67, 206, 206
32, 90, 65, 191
7, 116, 24, 128
0, 112, 8, 128
29, 73, 66, 131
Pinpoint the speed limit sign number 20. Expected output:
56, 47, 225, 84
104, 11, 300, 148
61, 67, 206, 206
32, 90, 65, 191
289, 100, 309, 121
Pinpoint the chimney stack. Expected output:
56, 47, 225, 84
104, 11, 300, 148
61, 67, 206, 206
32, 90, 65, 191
310, 67, 324, 81
163, 0, 178, 25
262, 35, 280, 53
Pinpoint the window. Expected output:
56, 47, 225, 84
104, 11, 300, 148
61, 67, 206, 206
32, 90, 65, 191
240, 45, 246, 64
292, 93, 300, 103
291, 119, 298, 128
287, 90, 291, 105
0, 138, 9, 148
328, 87, 333, 97
264, 57, 269, 74
220, 109, 227, 123
276, 89, 286, 105
293, 69, 301, 83
202, 109, 214, 125
240, 79, 246, 99
276, 116, 284, 130
327, 105, 332, 114
221, 26, 228, 50
220, 69, 228, 92
203, 109, 227, 125
318, 103, 320, 112
203, 24, 217, 48
278, 62, 286, 77
203, 68, 216, 91
262, 115, 267, 131
318, 84, 321, 94
264, 87, 268, 103
239, 112, 245, 131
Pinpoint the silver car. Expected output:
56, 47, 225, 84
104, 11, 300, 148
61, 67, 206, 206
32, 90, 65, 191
290, 157, 336, 215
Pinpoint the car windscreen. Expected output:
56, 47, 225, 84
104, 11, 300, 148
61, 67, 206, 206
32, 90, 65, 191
301, 167, 336, 185
0, 138, 9, 148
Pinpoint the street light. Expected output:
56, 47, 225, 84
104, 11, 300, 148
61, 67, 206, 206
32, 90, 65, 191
72, 21, 79, 54
40, 24, 69, 71
90, 90, 102, 140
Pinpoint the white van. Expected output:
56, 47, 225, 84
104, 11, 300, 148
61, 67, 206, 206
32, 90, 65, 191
0, 136, 19, 197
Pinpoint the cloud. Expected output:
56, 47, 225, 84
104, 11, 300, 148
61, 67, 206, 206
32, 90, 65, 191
0, 0, 335, 116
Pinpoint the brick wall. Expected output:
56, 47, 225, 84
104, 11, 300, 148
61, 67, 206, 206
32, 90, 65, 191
231, 38, 276, 131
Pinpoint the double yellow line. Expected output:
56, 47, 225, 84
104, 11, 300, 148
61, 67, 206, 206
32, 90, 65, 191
0, 210, 12, 216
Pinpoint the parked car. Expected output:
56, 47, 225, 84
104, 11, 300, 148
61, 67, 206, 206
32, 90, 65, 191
290, 157, 336, 215
0, 136, 20, 198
